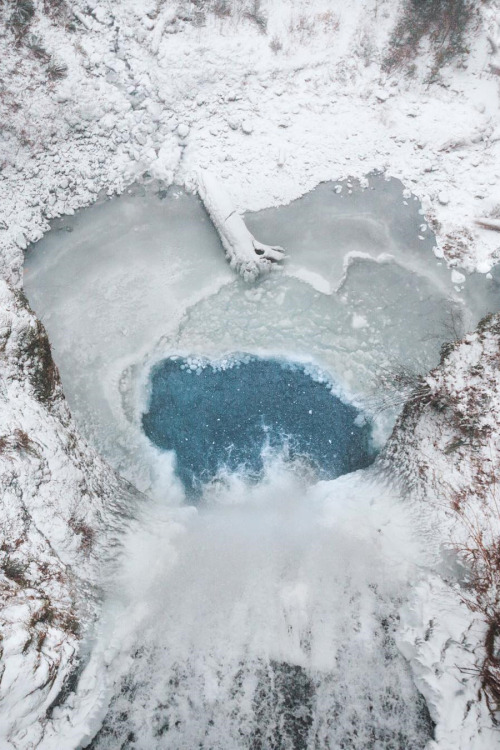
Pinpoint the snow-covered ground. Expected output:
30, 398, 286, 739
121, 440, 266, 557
2, 0, 500, 747
2, 0, 500, 285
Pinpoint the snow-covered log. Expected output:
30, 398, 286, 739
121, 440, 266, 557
197, 171, 285, 282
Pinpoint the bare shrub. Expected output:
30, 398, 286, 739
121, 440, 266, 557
288, 10, 339, 44
8, 0, 35, 34
42, 0, 70, 23
367, 361, 432, 415
441, 305, 466, 348
16, 308, 60, 405
317, 11, 340, 34
0, 429, 38, 457
30, 600, 57, 629
47, 59, 68, 79
13, 427, 37, 455
25, 33, 51, 62
384, 0, 478, 79
244, 0, 267, 33
289, 14, 315, 40
212, 0, 231, 19
69, 516, 96, 555
2, 557, 30, 587
192, 9, 206, 27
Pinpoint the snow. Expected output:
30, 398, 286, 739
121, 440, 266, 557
22, 175, 500, 747
1, 0, 500, 288
2, 0, 500, 747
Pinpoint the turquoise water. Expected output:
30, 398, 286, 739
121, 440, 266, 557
142, 356, 374, 495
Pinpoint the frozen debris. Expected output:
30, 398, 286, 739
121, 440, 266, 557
451, 269, 465, 285
177, 123, 190, 139
352, 313, 368, 329
475, 218, 500, 232
14, 232, 27, 249
150, 138, 181, 181
197, 171, 285, 281
277, 149, 286, 167
438, 192, 449, 206
439, 125, 492, 153
241, 120, 254, 135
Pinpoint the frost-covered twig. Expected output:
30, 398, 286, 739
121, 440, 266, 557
197, 171, 285, 282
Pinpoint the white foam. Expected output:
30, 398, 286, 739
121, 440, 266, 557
50, 464, 434, 749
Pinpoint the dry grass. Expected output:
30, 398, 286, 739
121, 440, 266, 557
448, 482, 500, 717
2, 557, 30, 587
0, 429, 38, 457
366, 362, 433, 415
16, 309, 60, 404
288, 11, 339, 43
69, 516, 96, 555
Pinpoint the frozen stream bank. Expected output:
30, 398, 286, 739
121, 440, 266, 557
23, 176, 500, 748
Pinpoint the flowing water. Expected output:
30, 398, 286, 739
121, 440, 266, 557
23, 175, 499, 749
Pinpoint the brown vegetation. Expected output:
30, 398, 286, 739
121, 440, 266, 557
15, 304, 60, 404
450, 487, 500, 717
384, 0, 478, 81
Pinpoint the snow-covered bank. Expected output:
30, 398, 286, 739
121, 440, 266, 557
2, 0, 500, 747
383, 312, 500, 746
0, 283, 142, 747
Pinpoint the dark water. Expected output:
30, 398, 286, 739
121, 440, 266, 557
142, 356, 374, 495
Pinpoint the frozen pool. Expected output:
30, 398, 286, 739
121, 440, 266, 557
22, 175, 499, 749
24, 175, 499, 496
